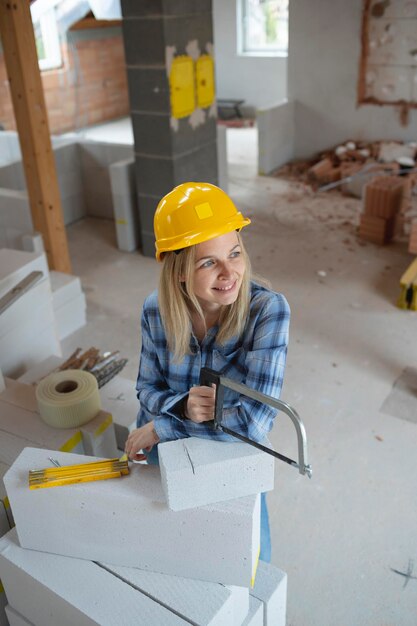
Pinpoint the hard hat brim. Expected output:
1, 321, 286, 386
156, 215, 251, 261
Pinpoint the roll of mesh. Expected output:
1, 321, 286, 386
36, 370, 100, 428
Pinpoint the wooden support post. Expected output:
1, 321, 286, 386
0, 0, 71, 273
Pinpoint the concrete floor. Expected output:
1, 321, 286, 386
62, 121, 417, 626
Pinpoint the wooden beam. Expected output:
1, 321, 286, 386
0, 0, 71, 273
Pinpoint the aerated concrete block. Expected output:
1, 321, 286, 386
0, 385, 85, 454
17, 355, 65, 385
80, 411, 119, 459
0, 588, 7, 626
50, 271, 83, 309
0, 529, 187, 626
251, 561, 287, 626
21, 232, 44, 255
0, 249, 49, 299
0, 461, 13, 534
53, 293, 87, 341
5, 448, 260, 586
100, 563, 243, 626
242, 596, 263, 626
98, 375, 138, 450
158, 437, 274, 511
5, 605, 33, 626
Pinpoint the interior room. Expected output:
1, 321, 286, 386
0, 1, 416, 625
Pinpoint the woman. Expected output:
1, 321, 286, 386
125, 182, 290, 562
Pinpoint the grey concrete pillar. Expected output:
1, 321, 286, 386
121, 0, 218, 257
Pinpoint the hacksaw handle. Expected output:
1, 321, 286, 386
199, 367, 224, 429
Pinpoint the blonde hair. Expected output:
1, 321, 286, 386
158, 233, 251, 361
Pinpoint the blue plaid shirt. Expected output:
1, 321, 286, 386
136, 282, 290, 444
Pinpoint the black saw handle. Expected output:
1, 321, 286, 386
199, 367, 312, 478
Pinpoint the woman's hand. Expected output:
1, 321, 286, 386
185, 384, 215, 423
125, 421, 160, 461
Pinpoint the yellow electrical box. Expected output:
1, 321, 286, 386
196, 54, 215, 109
169, 55, 196, 119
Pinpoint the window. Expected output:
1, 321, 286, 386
31, 3, 62, 71
239, 0, 289, 56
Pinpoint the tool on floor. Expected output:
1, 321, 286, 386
0, 271, 43, 315
200, 368, 312, 478
28, 457, 129, 490
397, 257, 417, 310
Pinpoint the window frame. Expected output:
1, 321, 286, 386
237, 0, 289, 58
31, 4, 62, 72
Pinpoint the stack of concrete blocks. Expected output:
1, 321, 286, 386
18, 357, 138, 452
0, 377, 119, 468
49, 271, 87, 341
0, 249, 61, 378
359, 176, 405, 245
0, 439, 287, 625
109, 158, 140, 252
79, 141, 133, 221
0, 131, 134, 251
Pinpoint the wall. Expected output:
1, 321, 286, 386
0, 26, 129, 134
212, 0, 287, 112
288, 0, 417, 159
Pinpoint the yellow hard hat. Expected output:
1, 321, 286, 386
154, 182, 251, 261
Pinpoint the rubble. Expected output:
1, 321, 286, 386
274, 139, 417, 248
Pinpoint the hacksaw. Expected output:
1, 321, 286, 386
200, 367, 312, 478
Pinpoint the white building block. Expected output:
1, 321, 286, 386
0, 399, 84, 455
0, 277, 53, 339
242, 596, 263, 626
5, 605, 34, 626
0, 587, 7, 626
2, 379, 117, 458
0, 274, 61, 378
100, 563, 239, 626
53, 293, 87, 340
226, 586, 250, 625
109, 159, 139, 252
0, 371, 4, 394
0, 431, 42, 467
21, 232, 44, 255
0, 324, 61, 379
17, 355, 65, 385
5, 448, 260, 586
50, 271, 83, 310
0, 529, 187, 626
99, 375, 138, 450
0, 462, 12, 537
0, 249, 49, 299
257, 100, 295, 175
251, 561, 287, 626
158, 437, 274, 511
80, 410, 119, 459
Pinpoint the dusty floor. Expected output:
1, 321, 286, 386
62, 124, 417, 626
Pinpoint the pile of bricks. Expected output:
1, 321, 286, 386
358, 176, 405, 245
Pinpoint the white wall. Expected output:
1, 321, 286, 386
213, 0, 287, 112
288, 0, 417, 159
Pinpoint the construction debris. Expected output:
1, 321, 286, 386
274, 139, 417, 196
274, 139, 417, 249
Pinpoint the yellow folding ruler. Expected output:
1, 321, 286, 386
29, 457, 129, 490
